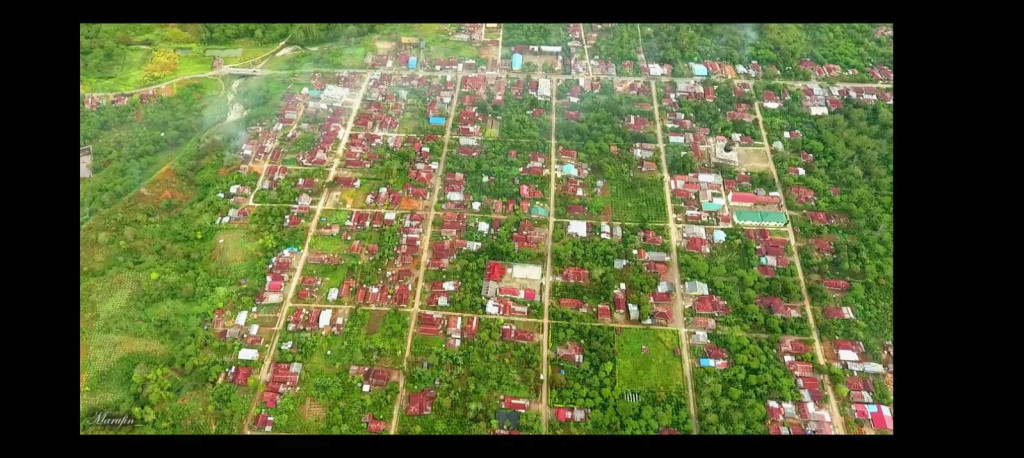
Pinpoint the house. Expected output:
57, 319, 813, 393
692, 317, 716, 330
845, 376, 875, 393
651, 306, 673, 324
405, 389, 438, 416
502, 396, 531, 412
597, 304, 612, 321
787, 360, 815, 377
501, 323, 535, 342
823, 279, 851, 291
693, 295, 731, 316
823, 306, 856, 319
557, 342, 584, 364
704, 345, 728, 360
561, 267, 589, 283
852, 404, 893, 430
779, 337, 811, 355
555, 407, 589, 422
254, 412, 274, 432
230, 366, 253, 386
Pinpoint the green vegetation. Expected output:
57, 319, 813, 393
252, 168, 327, 205
590, 24, 642, 75
692, 333, 800, 434
678, 228, 810, 336
264, 309, 406, 434
761, 100, 893, 353
399, 318, 543, 434
80, 82, 222, 225
548, 324, 691, 434
444, 139, 550, 205
639, 24, 893, 77
550, 222, 669, 321
503, 24, 570, 48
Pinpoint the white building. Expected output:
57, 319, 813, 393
809, 106, 829, 116
327, 288, 339, 302
235, 310, 248, 327
567, 220, 588, 237
238, 348, 259, 361
537, 79, 552, 100
319, 309, 333, 329
321, 85, 349, 106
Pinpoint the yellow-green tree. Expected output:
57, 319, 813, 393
143, 49, 180, 82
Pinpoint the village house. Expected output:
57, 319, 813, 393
557, 342, 584, 364
405, 389, 438, 416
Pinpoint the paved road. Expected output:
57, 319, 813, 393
650, 80, 700, 434
753, 100, 846, 435
388, 73, 463, 435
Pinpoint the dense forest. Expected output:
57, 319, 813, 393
502, 24, 571, 48
548, 324, 691, 434
760, 97, 893, 353
692, 333, 801, 434
678, 228, 810, 337
639, 24, 893, 74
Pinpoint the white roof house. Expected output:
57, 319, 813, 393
249, 324, 260, 336
838, 349, 860, 362
319, 309, 333, 329
478, 222, 491, 233
809, 106, 829, 116
567, 220, 588, 237
537, 79, 552, 99
327, 287, 339, 302
235, 310, 249, 327
238, 348, 259, 361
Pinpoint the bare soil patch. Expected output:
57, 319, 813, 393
600, 206, 613, 222
737, 147, 771, 172
375, 41, 396, 53
399, 197, 422, 210
523, 54, 559, 68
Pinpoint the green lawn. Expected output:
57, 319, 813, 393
83, 46, 274, 93
615, 328, 684, 390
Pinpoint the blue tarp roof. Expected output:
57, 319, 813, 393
690, 63, 709, 77
699, 358, 713, 367
712, 230, 727, 242
511, 53, 524, 70
562, 164, 578, 176
408, 56, 418, 69
429, 116, 446, 125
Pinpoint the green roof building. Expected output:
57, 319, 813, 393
734, 210, 788, 227
530, 206, 549, 218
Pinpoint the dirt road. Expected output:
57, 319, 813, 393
753, 100, 846, 434
650, 80, 699, 434
387, 74, 463, 435
539, 80, 560, 433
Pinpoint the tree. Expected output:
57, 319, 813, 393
143, 49, 180, 83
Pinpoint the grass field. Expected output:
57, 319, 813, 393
615, 328, 683, 390
609, 177, 667, 223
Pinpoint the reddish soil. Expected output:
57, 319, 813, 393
399, 197, 422, 210
600, 206, 613, 222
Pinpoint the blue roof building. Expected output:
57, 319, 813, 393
562, 164, 578, 177
690, 63, 709, 77
699, 358, 714, 367
429, 116, 446, 125
511, 53, 524, 71
702, 202, 723, 212
712, 230, 727, 243
408, 56, 418, 70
